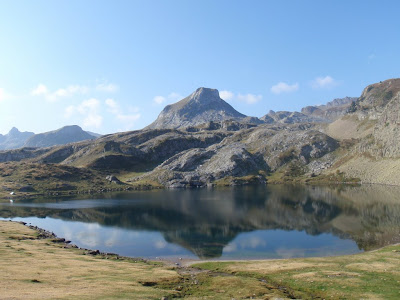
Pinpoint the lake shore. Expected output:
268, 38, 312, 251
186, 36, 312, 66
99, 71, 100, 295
1, 220, 399, 299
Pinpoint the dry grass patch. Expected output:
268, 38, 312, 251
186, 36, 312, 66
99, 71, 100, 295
0, 221, 180, 299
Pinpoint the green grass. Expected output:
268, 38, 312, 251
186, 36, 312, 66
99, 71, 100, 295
193, 244, 400, 299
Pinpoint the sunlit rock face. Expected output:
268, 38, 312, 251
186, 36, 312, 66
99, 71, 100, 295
146, 87, 247, 129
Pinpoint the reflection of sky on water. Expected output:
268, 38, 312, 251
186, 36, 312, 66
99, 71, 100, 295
1, 199, 146, 209
7, 217, 192, 259
222, 230, 359, 259
2, 185, 399, 260
5, 217, 359, 260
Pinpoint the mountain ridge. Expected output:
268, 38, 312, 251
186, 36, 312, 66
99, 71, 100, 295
146, 87, 248, 129
0, 128, 35, 150
2, 79, 400, 199
24, 125, 97, 148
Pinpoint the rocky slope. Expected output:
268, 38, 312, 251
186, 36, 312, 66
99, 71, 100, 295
324, 78, 400, 184
146, 87, 248, 129
140, 123, 338, 188
260, 110, 327, 124
4, 79, 400, 197
301, 96, 357, 122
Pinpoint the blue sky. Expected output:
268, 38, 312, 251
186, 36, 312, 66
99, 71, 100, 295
0, 0, 399, 134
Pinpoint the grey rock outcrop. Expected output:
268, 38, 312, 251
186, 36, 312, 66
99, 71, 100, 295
353, 79, 400, 157
106, 175, 122, 184
150, 142, 267, 188
301, 97, 357, 122
139, 123, 339, 187
260, 110, 327, 124
0, 147, 48, 163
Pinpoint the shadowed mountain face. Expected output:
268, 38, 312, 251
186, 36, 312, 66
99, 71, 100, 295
146, 88, 247, 129
2, 185, 400, 259
0, 127, 34, 150
24, 125, 96, 148
0, 126, 98, 151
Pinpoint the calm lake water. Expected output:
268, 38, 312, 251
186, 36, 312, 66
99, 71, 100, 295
1, 185, 400, 260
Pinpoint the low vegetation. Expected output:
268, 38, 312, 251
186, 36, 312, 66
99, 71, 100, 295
1, 221, 399, 299
194, 243, 400, 299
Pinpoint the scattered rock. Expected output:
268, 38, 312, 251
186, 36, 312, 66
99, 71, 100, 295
105, 175, 122, 184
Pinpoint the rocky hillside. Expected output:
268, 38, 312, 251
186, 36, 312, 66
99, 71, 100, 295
324, 78, 400, 184
146, 87, 247, 129
0, 127, 34, 150
260, 110, 327, 124
301, 96, 357, 121
24, 125, 97, 148
4, 79, 400, 198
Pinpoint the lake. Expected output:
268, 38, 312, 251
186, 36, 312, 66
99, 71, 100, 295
1, 184, 400, 260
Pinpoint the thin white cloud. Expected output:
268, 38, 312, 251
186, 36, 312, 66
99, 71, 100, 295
153, 92, 182, 105
219, 90, 262, 104
153, 96, 166, 104
219, 90, 234, 101
31, 84, 49, 96
368, 53, 376, 64
105, 98, 119, 114
96, 83, 119, 92
311, 76, 338, 89
167, 92, 181, 100
105, 98, 141, 129
116, 113, 141, 124
0, 88, 5, 102
64, 105, 76, 118
271, 82, 299, 94
31, 83, 89, 102
64, 98, 103, 129
31, 82, 118, 102
237, 93, 262, 104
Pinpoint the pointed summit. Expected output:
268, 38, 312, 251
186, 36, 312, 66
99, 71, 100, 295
0, 127, 34, 150
8, 127, 21, 136
146, 87, 246, 129
189, 87, 220, 104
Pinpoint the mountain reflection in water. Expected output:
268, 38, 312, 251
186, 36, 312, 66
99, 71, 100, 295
1, 185, 400, 260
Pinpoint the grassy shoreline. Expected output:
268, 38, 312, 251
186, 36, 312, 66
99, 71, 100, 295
1, 220, 400, 299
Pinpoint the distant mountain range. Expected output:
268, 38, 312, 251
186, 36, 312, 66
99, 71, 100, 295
1, 89, 354, 151
147, 86, 355, 129
0, 125, 99, 150
301, 96, 357, 121
0, 127, 35, 150
5, 78, 400, 197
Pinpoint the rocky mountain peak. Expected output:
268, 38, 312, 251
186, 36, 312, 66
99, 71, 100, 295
146, 87, 246, 129
0, 127, 35, 150
24, 125, 96, 148
8, 127, 21, 136
57, 125, 83, 134
190, 87, 220, 104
